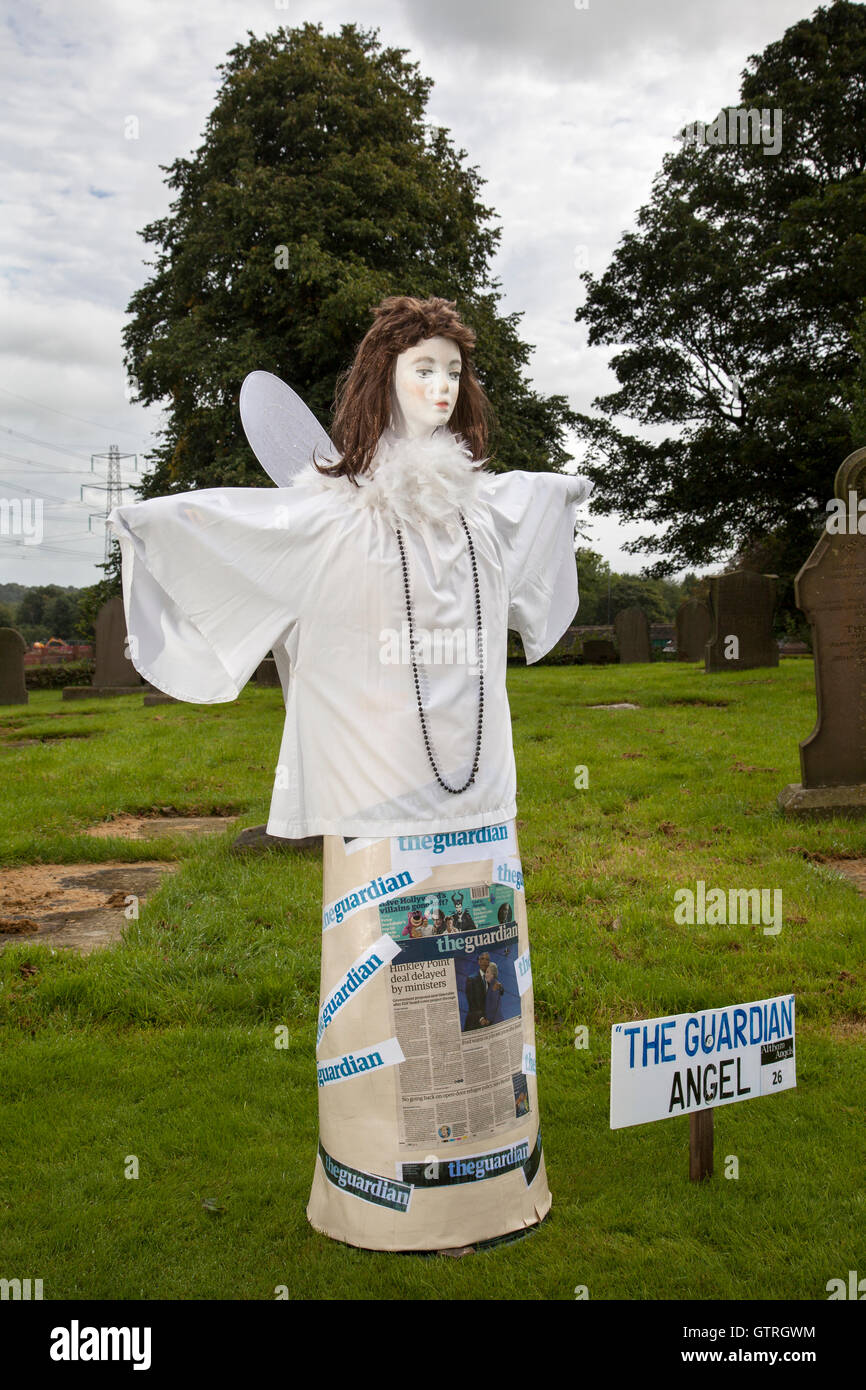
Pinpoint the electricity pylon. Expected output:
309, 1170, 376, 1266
82, 445, 138, 564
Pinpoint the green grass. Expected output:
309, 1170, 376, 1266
1, 663, 865, 1300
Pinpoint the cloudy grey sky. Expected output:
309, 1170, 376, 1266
0, 0, 824, 589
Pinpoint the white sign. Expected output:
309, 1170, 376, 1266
610, 994, 795, 1129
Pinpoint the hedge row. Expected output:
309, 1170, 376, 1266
25, 661, 96, 690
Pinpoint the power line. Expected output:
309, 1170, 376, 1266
0, 474, 89, 507
0, 425, 96, 462
21, 527, 98, 540
0, 447, 96, 474
2, 547, 101, 558
3, 539, 97, 552
0, 384, 151, 442
1, 527, 106, 552
1, 541, 104, 560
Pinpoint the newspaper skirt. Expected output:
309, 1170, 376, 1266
306, 820, 551, 1252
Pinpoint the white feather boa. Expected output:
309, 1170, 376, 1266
295, 426, 490, 533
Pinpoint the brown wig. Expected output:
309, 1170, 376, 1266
315, 295, 493, 483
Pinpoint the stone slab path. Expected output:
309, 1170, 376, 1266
0, 861, 178, 955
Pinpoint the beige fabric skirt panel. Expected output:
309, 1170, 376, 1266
306, 821, 551, 1251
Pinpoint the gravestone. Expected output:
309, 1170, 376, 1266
63, 596, 145, 699
255, 656, 281, 686
581, 638, 618, 665
650, 622, 675, 653
779, 446, 866, 818
614, 606, 652, 663
94, 596, 142, 688
231, 825, 322, 855
676, 598, 712, 661
704, 571, 779, 672
0, 627, 28, 705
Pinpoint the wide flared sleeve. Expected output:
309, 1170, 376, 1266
480, 469, 594, 664
106, 486, 311, 703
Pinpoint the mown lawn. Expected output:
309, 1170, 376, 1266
1, 660, 864, 1300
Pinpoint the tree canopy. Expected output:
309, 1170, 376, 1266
573, 0, 866, 599
574, 549, 690, 625
122, 21, 577, 501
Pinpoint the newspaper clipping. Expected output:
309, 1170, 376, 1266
378, 881, 529, 1150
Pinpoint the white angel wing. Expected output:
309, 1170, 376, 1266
239, 370, 337, 487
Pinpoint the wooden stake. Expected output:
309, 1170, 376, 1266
689, 1108, 714, 1181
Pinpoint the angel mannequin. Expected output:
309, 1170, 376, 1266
107, 295, 592, 1253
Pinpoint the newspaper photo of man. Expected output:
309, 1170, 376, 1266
460, 948, 519, 1032
464, 951, 491, 1030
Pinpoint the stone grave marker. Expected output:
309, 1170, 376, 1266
614, 606, 652, 663
0, 627, 28, 705
0, 861, 177, 955
231, 825, 322, 854
650, 622, 675, 654
704, 571, 779, 672
676, 598, 712, 661
255, 656, 281, 686
581, 638, 618, 665
779, 446, 866, 818
64, 596, 147, 700
94, 596, 142, 688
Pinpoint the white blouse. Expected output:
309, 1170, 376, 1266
107, 429, 592, 839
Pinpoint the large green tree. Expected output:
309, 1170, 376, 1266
123, 21, 576, 501
573, 549, 688, 624
573, 0, 866, 601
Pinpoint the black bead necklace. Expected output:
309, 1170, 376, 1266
395, 513, 484, 794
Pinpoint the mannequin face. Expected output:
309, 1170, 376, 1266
391, 335, 461, 438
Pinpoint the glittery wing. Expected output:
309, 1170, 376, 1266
239, 370, 336, 487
